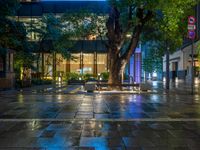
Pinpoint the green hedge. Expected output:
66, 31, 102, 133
31, 79, 52, 85
100, 72, 109, 80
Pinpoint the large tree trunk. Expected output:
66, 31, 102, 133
108, 48, 127, 85
105, 6, 153, 88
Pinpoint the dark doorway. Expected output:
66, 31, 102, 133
172, 62, 178, 80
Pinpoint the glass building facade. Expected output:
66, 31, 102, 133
17, 0, 142, 82
34, 52, 108, 78
17, 1, 109, 78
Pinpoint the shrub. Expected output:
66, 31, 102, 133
31, 78, 52, 85
100, 72, 109, 80
83, 73, 96, 81
66, 72, 81, 81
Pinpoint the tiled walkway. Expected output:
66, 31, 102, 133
0, 120, 200, 150
0, 82, 200, 149
0, 94, 200, 119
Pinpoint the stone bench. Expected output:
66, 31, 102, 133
96, 83, 140, 91
84, 82, 97, 92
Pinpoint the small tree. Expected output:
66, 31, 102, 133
0, 0, 34, 83
150, 0, 195, 89
0, 0, 22, 52
142, 44, 163, 77
31, 12, 96, 80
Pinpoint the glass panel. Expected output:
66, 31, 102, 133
6, 53, 9, 71
10, 53, 13, 72
97, 53, 107, 74
56, 54, 64, 72
0, 57, 3, 71
18, 17, 41, 41
44, 53, 53, 77
83, 53, 94, 74
70, 54, 80, 73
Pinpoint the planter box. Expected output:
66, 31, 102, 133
0, 78, 12, 89
85, 82, 97, 92
68, 80, 85, 85
22, 79, 31, 87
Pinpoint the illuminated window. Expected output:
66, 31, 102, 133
18, 17, 41, 41
83, 53, 94, 74
44, 53, 52, 77
97, 53, 107, 74
56, 54, 65, 72
70, 54, 80, 73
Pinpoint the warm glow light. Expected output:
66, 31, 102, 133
20, 67, 23, 80
126, 34, 131, 38
87, 34, 97, 40
195, 77, 199, 84
58, 77, 61, 82
44, 76, 52, 80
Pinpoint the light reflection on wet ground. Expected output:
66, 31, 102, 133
0, 81, 200, 149
0, 120, 200, 149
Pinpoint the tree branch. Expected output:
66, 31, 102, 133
106, 6, 123, 54
97, 26, 108, 48
106, 6, 116, 40
121, 9, 153, 61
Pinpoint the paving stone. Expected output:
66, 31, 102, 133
0, 83, 200, 149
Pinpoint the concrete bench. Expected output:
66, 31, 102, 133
96, 83, 140, 91
84, 81, 97, 92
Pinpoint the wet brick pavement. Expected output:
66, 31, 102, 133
0, 82, 200, 149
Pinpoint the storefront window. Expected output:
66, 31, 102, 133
56, 54, 65, 72
97, 53, 107, 74
83, 53, 94, 74
70, 54, 80, 73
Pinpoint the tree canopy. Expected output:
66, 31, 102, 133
90, 0, 198, 85
0, 0, 27, 53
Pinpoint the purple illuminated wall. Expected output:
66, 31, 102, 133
129, 47, 141, 83
134, 53, 141, 83
129, 55, 134, 77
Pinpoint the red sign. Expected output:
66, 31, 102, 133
188, 16, 196, 24
188, 16, 196, 39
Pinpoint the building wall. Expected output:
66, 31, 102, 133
0, 51, 15, 89
163, 41, 200, 80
